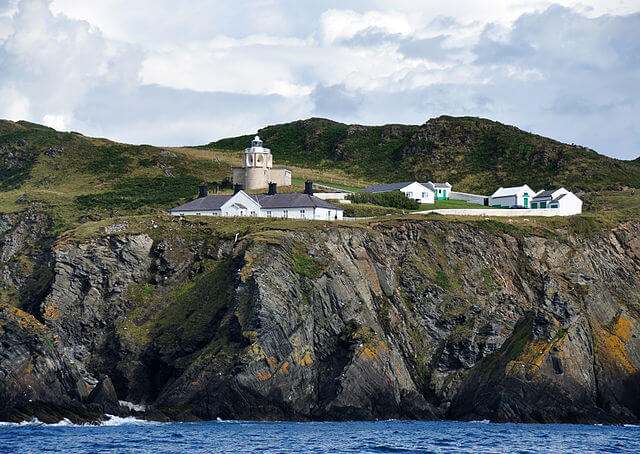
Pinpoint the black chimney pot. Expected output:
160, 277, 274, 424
234, 184, 243, 194
198, 184, 208, 198
268, 182, 277, 195
304, 181, 313, 195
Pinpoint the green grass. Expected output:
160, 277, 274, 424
342, 203, 400, 217
293, 249, 325, 278
423, 199, 497, 209
347, 191, 420, 210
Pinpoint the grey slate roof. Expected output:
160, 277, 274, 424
429, 182, 451, 188
532, 190, 556, 200
250, 193, 340, 209
552, 193, 566, 203
361, 182, 414, 193
168, 195, 232, 212
169, 192, 340, 212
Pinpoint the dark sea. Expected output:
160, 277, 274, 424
1, 417, 639, 453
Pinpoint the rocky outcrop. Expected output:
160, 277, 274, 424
2, 216, 640, 424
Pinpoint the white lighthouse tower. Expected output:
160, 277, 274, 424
233, 135, 291, 190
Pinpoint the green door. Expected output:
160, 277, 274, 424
524, 197, 528, 208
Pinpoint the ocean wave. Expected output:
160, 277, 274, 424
0, 415, 157, 427
0, 418, 46, 426
469, 420, 491, 424
101, 415, 159, 426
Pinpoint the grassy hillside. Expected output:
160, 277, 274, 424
205, 116, 640, 194
1, 117, 640, 236
0, 120, 232, 231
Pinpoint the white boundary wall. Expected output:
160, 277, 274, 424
449, 191, 487, 205
414, 208, 576, 217
313, 192, 349, 200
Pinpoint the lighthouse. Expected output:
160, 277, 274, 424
232, 135, 291, 190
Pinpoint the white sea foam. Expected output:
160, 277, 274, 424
119, 400, 147, 412
0, 415, 158, 427
0, 418, 45, 426
101, 415, 159, 426
470, 419, 491, 424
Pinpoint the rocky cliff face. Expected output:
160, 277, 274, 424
1, 216, 640, 424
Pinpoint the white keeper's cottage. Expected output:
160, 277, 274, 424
169, 182, 343, 220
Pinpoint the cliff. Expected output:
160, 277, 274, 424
2, 213, 639, 424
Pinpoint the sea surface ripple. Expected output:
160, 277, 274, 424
1, 418, 639, 453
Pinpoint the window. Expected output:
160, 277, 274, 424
532, 202, 538, 209
540, 201, 547, 208
250, 211, 257, 217
422, 192, 426, 198
300, 209, 305, 217
407, 192, 413, 198
328, 210, 332, 220
196, 213, 201, 215
283, 210, 288, 218
266, 210, 272, 217
550, 204, 558, 208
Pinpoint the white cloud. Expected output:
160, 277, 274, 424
0, 0, 142, 129
319, 9, 412, 44
0, 0, 638, 160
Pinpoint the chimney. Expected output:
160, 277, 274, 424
268, 182, 277, 195
304, 181, 313, 195
198, 184, 208, 198
234, 184, 243, 194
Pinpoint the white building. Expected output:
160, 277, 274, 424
530, 188, 582, 215
489, 185, 535, 208
423, 181, 452, 200
169, 182, 343, 220
361, 181, 435, 204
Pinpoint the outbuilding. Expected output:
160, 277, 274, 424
361, 181, 435, 204
530, 188, 582, 215
489, 185, 535, 208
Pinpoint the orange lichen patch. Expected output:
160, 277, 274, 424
257, 371, 272, 381
244, 343, 279, 371
300, 351, 313, 366
1, 304, 50, 339
360, 339, 387, 360
596, 317, 637, 374
614, 316, 634, 340
279, 361, 290, 375
291, 345, 314, 367
42, 299, 61, 321
23, 360, 34, 375
266, 356, 278, 370
507, 322, 567, 374
516, 340, 555, 371
239, 253, 255, 281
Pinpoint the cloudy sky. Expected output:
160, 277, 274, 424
0, 1, 638, 159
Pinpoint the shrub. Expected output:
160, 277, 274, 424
342, 203, 400, 217
347, 191, 420, 210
